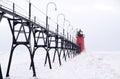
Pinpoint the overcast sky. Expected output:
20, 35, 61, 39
0, 0, 120, 52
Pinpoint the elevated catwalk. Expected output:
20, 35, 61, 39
0, 2, 81, 77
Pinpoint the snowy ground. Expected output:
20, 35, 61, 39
0, 51, 120, 79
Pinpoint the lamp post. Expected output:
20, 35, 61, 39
57, 13, 65, 35
46, 2, 57, 30
65, 20, 70, 39
45, 2, 57, 69
71, 25, 76, 41
73, 28, 76, 43
71, 27, 74, 42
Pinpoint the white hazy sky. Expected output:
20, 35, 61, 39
0, 0, 120, 52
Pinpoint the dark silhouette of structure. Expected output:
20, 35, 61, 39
0, 64, 3, 79
0, 1, 81, 77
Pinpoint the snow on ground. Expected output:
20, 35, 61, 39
0, 51, 120, 79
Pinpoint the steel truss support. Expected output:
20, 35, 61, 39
59, 38, 67, 61
30, 25, 53, 69
0, 64, 3, 79
30, 23, 62, 69
60, 39, 80, 60
6, 18, 36, 77
52, 48, 61, 65
65, 41, 71, 58
44, 30, 52, 68
0, 12, 4, 22
44, 48, 52, 69
50, 35, 62, 66
0, 1, 81, 78
44, 32, 62, 68
0, 12, 4, 79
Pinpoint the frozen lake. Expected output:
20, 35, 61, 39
0, 51, 120, 79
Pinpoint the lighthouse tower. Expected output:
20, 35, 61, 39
76, 29, 85, 52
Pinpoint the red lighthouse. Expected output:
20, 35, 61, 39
76, 29, 85, 52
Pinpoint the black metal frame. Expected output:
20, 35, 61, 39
6, 18, 36, 77
0, 3, 36, 77
30, 24, 62, 69
0, 64, 3, 79
0, 2, 81, 77
0, 12, 4, 22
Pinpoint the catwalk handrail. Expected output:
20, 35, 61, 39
0, 4, 78, 47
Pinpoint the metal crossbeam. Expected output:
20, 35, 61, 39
0, 2, 81, 78
6, 18, 36, 77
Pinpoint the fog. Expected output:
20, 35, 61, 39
0, 0, 120, 52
